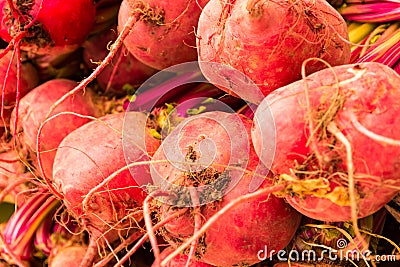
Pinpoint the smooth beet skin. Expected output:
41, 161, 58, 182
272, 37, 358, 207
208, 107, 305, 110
151, 111, 302, 266
48, 245, 88, 267
82, 27, 157, 96
118, 0, 210, 70
0, 49, 39, 130
53, 112, 160, 236
152, 247, 215, 267
0, 0, 96, 54
197, 0, 351, 103
11, 79, 100, 179
252, 62, 400, 222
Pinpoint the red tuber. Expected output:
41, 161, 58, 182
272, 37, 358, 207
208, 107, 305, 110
252, 62, 400, 222
118, 0, 210, 70
197, 0, 351, 103
150, 111, 301, 266
11, 79, 100, 179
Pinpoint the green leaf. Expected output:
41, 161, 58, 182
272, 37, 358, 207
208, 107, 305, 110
0, 202, 15, 223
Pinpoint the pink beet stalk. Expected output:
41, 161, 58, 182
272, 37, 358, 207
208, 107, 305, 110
170, 83, 244, 119
34, 214, 82, 257
1, 190, 60, 263
127, 70, 205, 112
352, 26, 400, 73
340, 1, 400, 23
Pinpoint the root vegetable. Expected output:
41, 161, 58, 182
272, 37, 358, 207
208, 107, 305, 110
150, 111, 302, 266
118, 0, 210, 70
252, 61, 400, 222
53, 112, 160, 266
48, 245, 88, 267
197, 0, 351, 103
152, 246, 215, 267
0, 49, 39, 132
0, 146, 26, 203
83, 27, 157, 96
11, 79, 100, 179
0, 0, 96, 54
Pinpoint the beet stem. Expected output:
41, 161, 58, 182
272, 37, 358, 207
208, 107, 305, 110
327, 122, 369, 252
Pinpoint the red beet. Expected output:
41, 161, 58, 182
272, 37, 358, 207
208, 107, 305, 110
151, 111, 302, 266
48, 245, 88, 267
11, 79, 100, 179
83, 26, 157, 96
53, 112, 160, 265
252, 62, 400, 222
0, 0, 96, 54
118, 0, 210, 70
0, 145, 27, 205
153, 247, 215, 267
197, 0, 351, 103
0, 149, 24, 187
0, 49, 39, 131
53, 112, 157, 228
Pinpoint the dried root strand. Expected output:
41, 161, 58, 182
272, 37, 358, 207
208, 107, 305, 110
160, 184, 285, 267
185, 188, 202, 267
43, 12, 139, 122
350, 114, 400, 146
326, 122, 369, 252
144, 194, 161, 267
104, 208, 189, 267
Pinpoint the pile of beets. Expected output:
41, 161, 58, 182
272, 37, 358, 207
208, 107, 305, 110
0, 0, 399, 266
